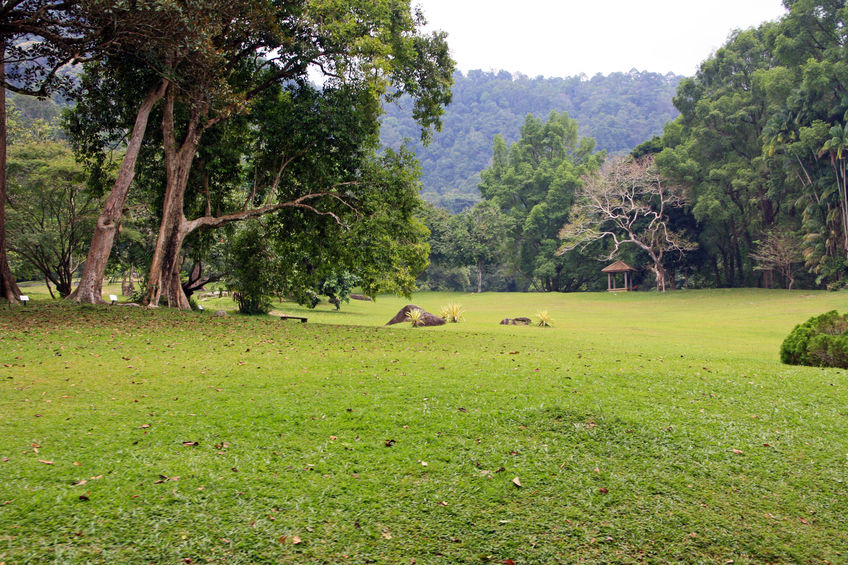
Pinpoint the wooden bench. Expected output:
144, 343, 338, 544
280, 315, 308, 323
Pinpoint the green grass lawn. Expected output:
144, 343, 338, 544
1, 289, 847, 563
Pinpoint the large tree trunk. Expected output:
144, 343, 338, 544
142, 157, 193, 309
70, 80, 167, 304
143, 85, 199, 310
0, 36, 22, 304
145, 212, 191, 309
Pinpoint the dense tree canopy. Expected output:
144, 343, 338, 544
478, 111, 604, 292
6, 139, 98, 297
66, 0, 453, 308
654, 0, 848, 289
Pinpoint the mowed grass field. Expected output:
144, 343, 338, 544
1, 289, 847, 563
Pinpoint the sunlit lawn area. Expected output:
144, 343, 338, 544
1, 289, 847, 563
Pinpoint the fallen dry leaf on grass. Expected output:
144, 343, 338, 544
512, 477, 522, 487
38, 460, 54, 465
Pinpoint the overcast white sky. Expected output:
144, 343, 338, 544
416, 0, 788, 77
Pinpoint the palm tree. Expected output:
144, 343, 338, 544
819, 121, 848, 254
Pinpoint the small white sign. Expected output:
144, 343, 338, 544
109, 294, 118, 304
197, 305, 204, 311
19, 295, 29, 302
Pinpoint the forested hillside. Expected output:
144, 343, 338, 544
381, 69, 682, 210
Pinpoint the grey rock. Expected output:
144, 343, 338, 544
386, 304, 446, 327
500, 317, 532, 326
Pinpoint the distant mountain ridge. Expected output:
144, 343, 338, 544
380, 69, 683, 211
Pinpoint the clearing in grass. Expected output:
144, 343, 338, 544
1, 289, 847, 563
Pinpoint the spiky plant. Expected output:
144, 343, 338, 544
440, 303, 464, 323
536, 310, 554, 327
406, 308, 425, 327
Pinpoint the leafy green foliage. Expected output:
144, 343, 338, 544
261, 146, 430, 305
6, 140, 100, 296
320, 271, 361, 310
6, 94, 63, 144
656, 2, 848, 289
227, 225, 275, 315
478, 111, 604, 291
780, 310, 848, 368
65, 0, 455, 309
657, 25, 782, 288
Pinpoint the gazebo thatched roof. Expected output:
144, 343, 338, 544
601, 260, 636, 273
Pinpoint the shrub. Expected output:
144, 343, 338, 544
536, 310, 553, 327
320, 271, 361, 310
406, 308, 425, 327
440, 303, 464, 323
227, 225, 275, 315
780, 310, 848, 368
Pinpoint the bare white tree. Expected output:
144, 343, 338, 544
557, 155, 696, 292
750, 229, 804, 290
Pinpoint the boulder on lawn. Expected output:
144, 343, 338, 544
386, 304, 446, 327
214, 310, 228, 317
500, 317, 531, 326
350, 294, 372, 301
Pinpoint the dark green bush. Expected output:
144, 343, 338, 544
780, 310, 848, 368
227, 225, 275, 315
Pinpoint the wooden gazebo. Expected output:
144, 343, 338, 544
602, 261, 636, 292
